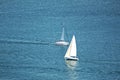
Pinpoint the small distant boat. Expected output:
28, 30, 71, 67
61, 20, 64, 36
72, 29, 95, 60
64, 35, 79, 61
55, 27, 69, 46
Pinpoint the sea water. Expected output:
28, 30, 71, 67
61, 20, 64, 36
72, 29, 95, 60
0, 0, 120, 80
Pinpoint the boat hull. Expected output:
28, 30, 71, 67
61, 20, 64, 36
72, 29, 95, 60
55, 41, 69, 46
64, 57, 79, 61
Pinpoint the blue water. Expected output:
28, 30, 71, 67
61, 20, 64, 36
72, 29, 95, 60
0, 0, 120, 80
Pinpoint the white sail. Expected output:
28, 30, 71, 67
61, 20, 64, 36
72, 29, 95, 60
70, 35, 76, 57
64, 35, 77, 58
60, 27, 64, 41
64, 39, 72, 57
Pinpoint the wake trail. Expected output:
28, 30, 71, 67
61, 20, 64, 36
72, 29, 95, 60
0, 39, 52, 45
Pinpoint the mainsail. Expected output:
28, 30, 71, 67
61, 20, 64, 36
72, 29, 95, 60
60, 27, 64, 41
64, 35, 77, 58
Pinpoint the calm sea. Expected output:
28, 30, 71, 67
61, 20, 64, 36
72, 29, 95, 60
0, 0, 120, 80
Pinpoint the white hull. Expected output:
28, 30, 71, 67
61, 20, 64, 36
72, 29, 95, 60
55, 41, 69, 46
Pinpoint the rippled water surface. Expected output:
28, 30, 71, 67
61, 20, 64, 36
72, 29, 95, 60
0, 0, 120, 80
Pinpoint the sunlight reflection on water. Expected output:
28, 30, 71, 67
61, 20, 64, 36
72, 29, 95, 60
65, 60, 79, 80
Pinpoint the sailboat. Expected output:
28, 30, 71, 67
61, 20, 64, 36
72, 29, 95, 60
64, 35, 79, 61
55, 27, 69, 46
